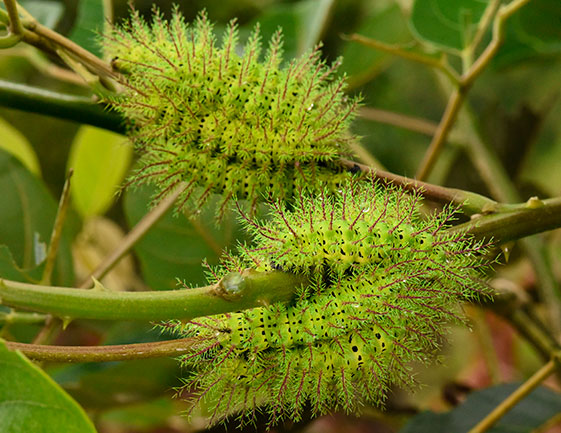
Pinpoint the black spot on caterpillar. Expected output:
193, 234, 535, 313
167, 180, 492, 426
102, 9, 357, 217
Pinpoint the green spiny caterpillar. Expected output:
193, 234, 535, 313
167, 179, 492, 425
103, 8, 356, 215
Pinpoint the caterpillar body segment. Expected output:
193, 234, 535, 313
182, 320, 391, 424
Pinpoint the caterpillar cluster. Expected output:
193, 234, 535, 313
168, 180, 491, 425
103, 9, 356, 215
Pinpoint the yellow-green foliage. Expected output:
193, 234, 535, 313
103, 9, 356, 215
168, 180, 491, 425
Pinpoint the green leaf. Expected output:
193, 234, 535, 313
0, 149, 74, 285
0, 340, 97, 433
248, 4, 299, 61
0, 116, 41, 176
123, 185, 242, 290
342, 4, 411, 88
19, 0, 65, 29
296, 0, 335, 54
514, 0, 561, 53
520, 127, 561, 197
400, 383, 561, 433
51, 358, 180, 411
98, 397, 182, 431
68, 0, 106, 58
410, 0, 488, 52
0, 245, 43, 282
68, 125, 131, 218
491, 0, 561, 67
250, 0, 334, 59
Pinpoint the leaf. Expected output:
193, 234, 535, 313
67, 0, 106, 58
342, 4, 411, 88
45, 322, 181, 410
19, 0, 65, 29
520, 126, 561, 196
410, 0, 488, 52
51, 358, 180, 411
296, 0, 335, 54
248, 4, 299, 61
249, 0, 334, 59
400, 383, 561, 433
0, 245, 43, 282
514, 0, 561, 54
491, 0, 561, 67
123, 185, 243, 290
0, 340, 97, 433
98, 397, 183, 431
0, 116, 41, 176
67, 125, 131, 218
0, 149, 74, 285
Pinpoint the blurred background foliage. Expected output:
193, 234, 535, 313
1, 0, 561, 432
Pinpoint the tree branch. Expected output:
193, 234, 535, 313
19, 12, 117, 83
5, 337, 197, 362
0, 271, 308, 321
415, 87, 468, 180
340, 159, 500, 215
449, 197, 561, 243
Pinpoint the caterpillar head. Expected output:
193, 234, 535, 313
103, 8, 357, 216
167, 179, 493, 426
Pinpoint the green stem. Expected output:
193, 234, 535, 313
5, 190, 561, 322
5, 338, 197, 362
464, 0, 533, 87
346, 33, 460, 84
465, 0, 502, 64
468, 355, 559, 433
0, 6, 9, 24
0, 33, 20, 48
0, 271, 308, 321
19, 11, 117, 83
5, 283, 559, 364
41, 170, 72, 285
415, 87, 468, 180
0, 310, 47, 325
3, 0, 23, 35
449, 197, 561, 243
0, 79, 123, 132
